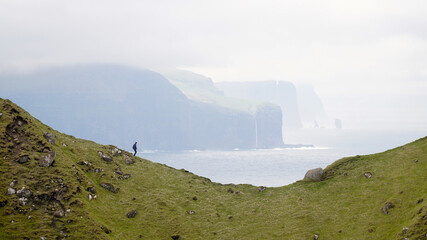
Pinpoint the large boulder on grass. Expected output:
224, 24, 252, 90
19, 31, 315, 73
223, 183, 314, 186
303, 168, 323, 181
39, 151, 56, 167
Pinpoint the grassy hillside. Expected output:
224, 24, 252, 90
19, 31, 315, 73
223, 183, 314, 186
0, 98, 426, 239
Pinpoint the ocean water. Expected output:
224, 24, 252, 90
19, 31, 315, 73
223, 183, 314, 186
143, 129, 427, 187
145, 147, 347, 187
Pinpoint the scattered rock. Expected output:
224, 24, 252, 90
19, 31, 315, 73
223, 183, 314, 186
0, 113, 2, 118
188, 210, 195, 215
10, 180, 17, 188
123, 174, 131, 179
112, 148, 122, 157
101, 154, 113, 163
258, 186, 267, 192
15, 155, 29, 164
227, 188, 234, 193
41, 237, 47, 240
382, 202, 394, 214
417, 199, 424, 204
100, 183, 119, 193
171, 235, 180, 240
43, 132, 56, 145
18, 197, 29, 206
304, 168, 323, 181
15, 117, 26, 126
98, 151, 103, 157
414, 159, 418, 163
39, 151, 56, 167
228, 216, 233, 220
7, 188, 16, 195
192, 196, 198, 201
28, 215, 31, 219
127, 210, 137, 218
86, 187, 96, 194
114, 170, 123, 175
314, 234, 319, 240
53, 209, 65, 218
88, 194, 93, 200
364, 172, 372, 178
62, 143, 68, 147
402, 227, 408, 234
17, 187, 32, 198
125, 155, 135, 165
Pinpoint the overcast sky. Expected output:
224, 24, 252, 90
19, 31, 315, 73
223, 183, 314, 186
1, 0, 427, 129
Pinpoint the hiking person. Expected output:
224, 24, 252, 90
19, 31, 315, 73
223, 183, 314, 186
132, 142, 137, 156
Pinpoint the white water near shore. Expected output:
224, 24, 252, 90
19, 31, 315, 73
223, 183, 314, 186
143, 129, 427, 187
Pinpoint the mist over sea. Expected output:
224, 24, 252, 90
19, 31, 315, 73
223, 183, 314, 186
145, 129, 427, 187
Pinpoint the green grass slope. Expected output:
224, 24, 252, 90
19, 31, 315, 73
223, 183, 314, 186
0, 98, 426, 239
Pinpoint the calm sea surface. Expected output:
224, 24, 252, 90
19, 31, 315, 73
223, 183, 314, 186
143, 129, 427, 187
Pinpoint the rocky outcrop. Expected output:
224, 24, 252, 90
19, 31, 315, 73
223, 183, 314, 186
304, 168, 324, 181
43, 132, 56, 144
15, 155, 29, 164
125, 155, 135, 165
112, 148, 122, 157
101, 154, 113, 163
100, 183, 119, 193
382, 202, 394, 214
7, 188, 16, 195
364, 172, 372, 178
127, 210, 137, 218
16, 187, 32, 198
39, 151, 56, 167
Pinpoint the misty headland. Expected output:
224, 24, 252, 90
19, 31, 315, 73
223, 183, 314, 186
0, 64, 330, 152
2, 64, 425, 187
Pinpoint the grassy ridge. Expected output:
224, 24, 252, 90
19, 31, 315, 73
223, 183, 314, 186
0, 98, 426, 239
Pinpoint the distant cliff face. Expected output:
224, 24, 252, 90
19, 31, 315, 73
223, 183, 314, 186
216, 81, 303, 129
255, 104, 284, 148
188, 101, 257, 149
0, 65, 283, 150
164, 70, 285, 149
296, 84, 328, 128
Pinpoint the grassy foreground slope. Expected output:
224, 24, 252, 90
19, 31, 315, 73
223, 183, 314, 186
0, 98, 426, 240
